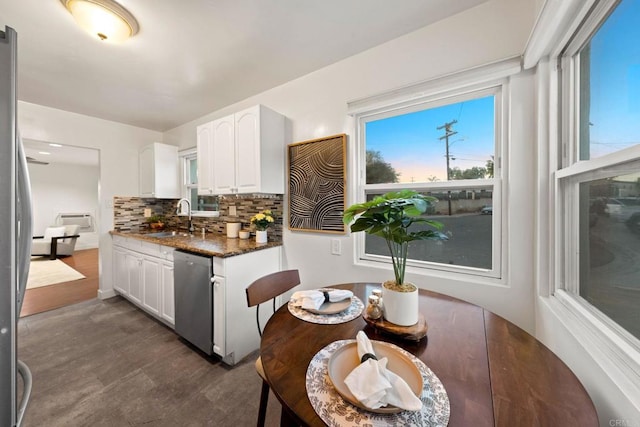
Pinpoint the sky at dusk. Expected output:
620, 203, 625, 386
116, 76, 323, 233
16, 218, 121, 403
365, 0, 639, 181
366, 95, 494, 183
584, 0, 639, 158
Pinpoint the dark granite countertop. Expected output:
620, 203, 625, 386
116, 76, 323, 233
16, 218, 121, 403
110, 229, 282, 258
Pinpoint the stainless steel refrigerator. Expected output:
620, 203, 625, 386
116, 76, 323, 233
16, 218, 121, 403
0, 26, 33, 427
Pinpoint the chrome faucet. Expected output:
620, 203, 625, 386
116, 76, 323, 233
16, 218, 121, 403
176, 198, 195, 234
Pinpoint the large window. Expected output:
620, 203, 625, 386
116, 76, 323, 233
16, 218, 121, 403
355, 86, 503, 278
558, 0, 640, 343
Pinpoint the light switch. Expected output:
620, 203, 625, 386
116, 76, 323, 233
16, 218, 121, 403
331, 239, 341, 255
144, 208, 152, 218
229, 205, 237, 216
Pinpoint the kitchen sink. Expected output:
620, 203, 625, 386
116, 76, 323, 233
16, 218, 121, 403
146, 231, 191, 238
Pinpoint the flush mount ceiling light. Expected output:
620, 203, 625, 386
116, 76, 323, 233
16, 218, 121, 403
60, 0, 139, 43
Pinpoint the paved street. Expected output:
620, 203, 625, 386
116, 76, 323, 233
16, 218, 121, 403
586, 214, 640, 339
365, 213, 493, 269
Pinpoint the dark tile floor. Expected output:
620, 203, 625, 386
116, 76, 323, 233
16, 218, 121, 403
18, 296, 281, 426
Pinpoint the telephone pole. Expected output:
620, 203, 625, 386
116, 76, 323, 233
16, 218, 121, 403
438, 120, 457, 215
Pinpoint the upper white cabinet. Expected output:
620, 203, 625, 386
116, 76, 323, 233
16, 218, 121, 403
196, 122, 215, 195
197, 105, 285, 195
139, 142, 180, 198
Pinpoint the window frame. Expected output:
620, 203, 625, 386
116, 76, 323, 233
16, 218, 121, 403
179, 147, 219, 217
349, 66, 514, 281
552, 0, 640, 393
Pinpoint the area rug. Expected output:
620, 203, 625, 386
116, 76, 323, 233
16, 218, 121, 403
26, 258, 86, 289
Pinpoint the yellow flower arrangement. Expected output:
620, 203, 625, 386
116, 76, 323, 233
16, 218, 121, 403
250, 209, 275, 231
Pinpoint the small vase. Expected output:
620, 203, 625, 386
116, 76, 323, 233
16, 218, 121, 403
256, 230, 268, 243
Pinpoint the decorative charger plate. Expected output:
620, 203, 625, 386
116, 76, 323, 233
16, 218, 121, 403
327, 341, 423, 414
306, 340, 450, 427
306, 298, 352, 314
288, 291, 364, 324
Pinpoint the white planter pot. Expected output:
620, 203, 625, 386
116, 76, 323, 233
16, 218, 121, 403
382, 281, 419, 326
256, 230, 268, 243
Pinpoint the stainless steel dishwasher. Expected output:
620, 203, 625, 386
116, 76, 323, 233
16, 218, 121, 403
173, 250, 214, 355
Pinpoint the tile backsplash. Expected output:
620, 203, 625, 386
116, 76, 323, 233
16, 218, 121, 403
113, 194, 284, 240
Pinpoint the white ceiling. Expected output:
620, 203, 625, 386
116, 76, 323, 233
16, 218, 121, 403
23, 138, 99, 167
1, 0, 489, 132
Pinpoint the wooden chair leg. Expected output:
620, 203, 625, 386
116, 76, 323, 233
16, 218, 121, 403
279, 406, 298, 427
257, 379, 269, 427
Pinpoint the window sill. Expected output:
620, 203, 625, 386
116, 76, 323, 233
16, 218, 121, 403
551, 290, 640, 405
354, 256, 506, 287
177, 212, 221, 218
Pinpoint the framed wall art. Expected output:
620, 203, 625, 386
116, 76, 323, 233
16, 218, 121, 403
288, 134, 346, 234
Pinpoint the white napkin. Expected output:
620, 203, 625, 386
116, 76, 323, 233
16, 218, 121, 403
290, 289, 353, 311
343, 331, 422, 411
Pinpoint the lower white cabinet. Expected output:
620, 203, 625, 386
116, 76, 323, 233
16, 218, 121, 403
212, 246, 281, 365
127, 252, 143, 305
160, 261, 175, 324
112, 236, 175, 327
142, 256, 161, 316
112, 235, 282, 364
113, 247, 129, 295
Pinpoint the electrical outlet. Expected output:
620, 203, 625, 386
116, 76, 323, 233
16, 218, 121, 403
143, 208, 152, 218
229, 205, 237, 216
331, 239, 341, 255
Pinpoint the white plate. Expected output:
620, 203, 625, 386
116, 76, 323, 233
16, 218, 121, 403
327, 341, 423, 414
305, 298, 352, 314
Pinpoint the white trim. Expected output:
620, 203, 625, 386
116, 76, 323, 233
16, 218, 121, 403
556, 145, 640, 179
98, 288, 116, 300
562, 0, 622, 57
554, 290, 640, 394
347, 56, 521, 116
536, 0, 640, 411
524, 0, 599, 68
364, 179, 495, 192
353, 256, 507, 287
349, 60, 512, 280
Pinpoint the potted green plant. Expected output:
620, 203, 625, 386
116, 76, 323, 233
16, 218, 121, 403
343, 190, 446, 326
147, 214, 166, 230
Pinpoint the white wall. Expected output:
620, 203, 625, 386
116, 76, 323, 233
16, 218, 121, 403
164, 0, 538, 331
18, 101, 164, 298
28, 161, 100, 249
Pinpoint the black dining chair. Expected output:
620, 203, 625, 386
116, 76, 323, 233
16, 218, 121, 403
245, 269, 301, 427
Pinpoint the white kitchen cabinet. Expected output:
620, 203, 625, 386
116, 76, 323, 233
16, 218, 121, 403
200, 105, 284, 195
160, 261, 175, 325
139, 142, 180, 198
196, 122, 215, 195
126, 252, 143, 305
141, 256, 161, 316
211, 274, 226, 357
211, 115, 236, 194
113, 247, 129, 295
212, 246, 281, 365
112, 236, 175, 327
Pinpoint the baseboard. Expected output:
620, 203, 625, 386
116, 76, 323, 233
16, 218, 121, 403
98, 288, 117, 300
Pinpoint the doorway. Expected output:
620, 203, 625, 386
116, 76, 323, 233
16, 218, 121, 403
21, 139, 100, 316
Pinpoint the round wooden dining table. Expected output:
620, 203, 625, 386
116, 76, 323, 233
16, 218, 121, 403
259, 283, 598, 426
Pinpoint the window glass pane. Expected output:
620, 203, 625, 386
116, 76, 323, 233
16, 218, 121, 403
188, 158, 198, 185
580, 174, 640, 339
192, 194, 220, 212
579, 0, 640, 160
365, 96, 494, 184
364, 189, 493, 269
